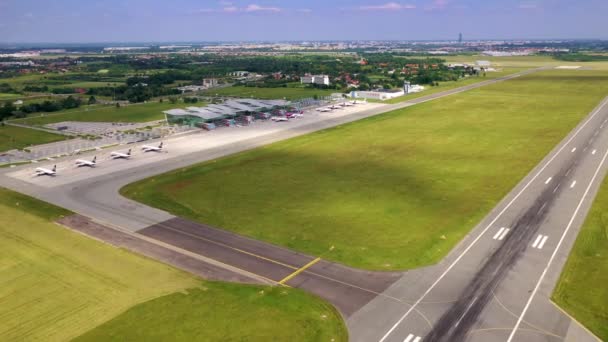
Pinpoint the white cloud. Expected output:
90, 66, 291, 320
297, 8, 313, 13
426, 0, 450, 10
244, 4, 282, 12
223, 6, 239, 12
359, 2, 416, 11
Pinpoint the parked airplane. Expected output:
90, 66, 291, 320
35, 165, 56, 176
271, 116, 288, 122
75, 156, 96, 167
142, 142, 163, 152
329, 104, 342, 110
317, 107, 332, 112
111, 149, 132, 159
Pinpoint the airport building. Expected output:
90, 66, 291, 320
351, 82, 425, 101
163, 98, 291, 127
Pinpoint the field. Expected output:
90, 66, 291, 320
123, 69, 608, 270
13, 101, 176, 126
0, 124, 67, 151
0, 187, 347, 341
444, 54, 608, 70
552, 177, 608, 340
385, 67, 526, 104
0, 93, 21, 100
203, 86, 337, 100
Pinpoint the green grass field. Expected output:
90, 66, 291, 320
204, 86, 336, 100
0, 93, 21, 100
51, 81, 123, 89
552, 177, 608, 340
13, 101, 175, 126
0, 124, 67, 151
123, 69, 608, 270
385, 67, 526, 104
444, 54, 608, 70
0, 187, 347, 341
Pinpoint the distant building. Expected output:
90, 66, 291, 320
229, 71, 250, 77
351, 82, 424, 101
476, 60, 492, 68
202, 78, 219, 88
300, 74, 330, 86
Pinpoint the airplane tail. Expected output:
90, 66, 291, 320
127, 149, 132, 155
159, 142, 163, 149
52, 165, 56, 172
92, 156, 97, 163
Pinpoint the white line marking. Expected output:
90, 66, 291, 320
493, 227, 505, 240
593, 149, 597, 155
413, 337, 421, 342
499, 228, 510, 240
455, 296, 478, 328
378, 97, 608, 342
545, 177, 552, 184
566, 168, 572, 176
553, 184, 561, 193
403, 334, 415, 342
537, 202, 547, 214
538, 236, 549, 249
571, 147, 577, 152
570, 180, 577, 188
532, 235, 543, 248
508, 147, 608, 341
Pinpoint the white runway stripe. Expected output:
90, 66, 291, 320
545, 177, 552, 184
593, 149, 597, 155
532, 235, 543, 248
571, 181, 577, 188
403, 334, 422, 342
538, 236, 548, 249
499, 228, 510, 240
493, 227, 505, 240
532, 234, 548, 249
571, 147, 577, 152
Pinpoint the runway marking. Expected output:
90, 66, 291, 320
545, 177, 552, 184
553, 184, 560, 193
537, 202, 547, 215
493, 227, 510, 240
565, 168, 572, 176
278, 257, 321, 285
571, 147, 577, 152
455, 296, 478, 328
377, 97, 608, 342
570, 180, 577, 188
508, 147, 608, 341
403, 334, 421, 342
532, 234, 548, 249
592, 149, 597, 155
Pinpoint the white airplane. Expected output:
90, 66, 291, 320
329, 104, 342, 110
142, 142, 163, 152
343, 102, 354, 107
35, 165, 56, 176
111, 149, 132, 159
75, 156, 96, 167
271, 116, 288, 122
317, 107, 332, 112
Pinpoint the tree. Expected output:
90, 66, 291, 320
168, 96, 178, 104
115, 102, 120, 108
88, 96, 97, 105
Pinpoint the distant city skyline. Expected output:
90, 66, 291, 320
0, 0, 606, 43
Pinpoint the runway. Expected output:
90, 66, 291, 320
347, 96, 608, 342
4, 67, 602, 339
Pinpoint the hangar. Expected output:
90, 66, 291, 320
163, 99, 291, 127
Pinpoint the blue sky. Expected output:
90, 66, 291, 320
0, 0, 606, 42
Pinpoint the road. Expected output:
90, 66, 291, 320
3, 67, 602, 340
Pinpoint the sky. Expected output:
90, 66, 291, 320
0, 0, 606, 43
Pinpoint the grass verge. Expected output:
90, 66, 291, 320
0, 124, 67, 151
552, 176, 608, 340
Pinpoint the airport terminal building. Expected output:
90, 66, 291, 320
163, 98, 292, 127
